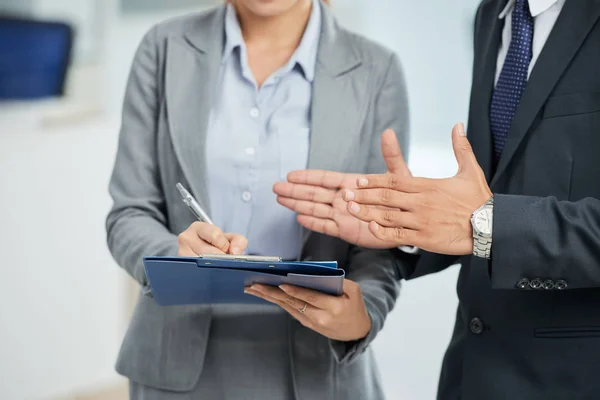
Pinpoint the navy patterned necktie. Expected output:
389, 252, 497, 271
490, 0, 534, 166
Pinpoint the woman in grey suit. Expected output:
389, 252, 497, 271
106, 0, 409, 399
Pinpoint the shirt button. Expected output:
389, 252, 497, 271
242, 191, 252, 202
469, 317, 484, 335
245, 147, 255, 156
249, 108, 260, 118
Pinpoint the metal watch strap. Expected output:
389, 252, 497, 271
472, 197, 494, 259
473, 235, 492, 259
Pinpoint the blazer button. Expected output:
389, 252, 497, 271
529, 278, 542, 289
555, 280, 568, 290
517, 278, 530, 289
469, 317, 484, 335
542, 279, 555, 290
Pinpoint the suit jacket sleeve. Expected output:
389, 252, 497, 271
330, 52, 407, 363
106, 26, 178, 290
491, 194, 600, 290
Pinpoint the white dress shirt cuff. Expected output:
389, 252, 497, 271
398, 245, 420, 255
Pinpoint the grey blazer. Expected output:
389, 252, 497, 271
106, 3, 408, 399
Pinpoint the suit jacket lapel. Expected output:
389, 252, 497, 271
491, 0, 600, 187
307, 6, 365, 172
300, 2, 367, 247
165, 7, 225, 213
469, 0, 505, 182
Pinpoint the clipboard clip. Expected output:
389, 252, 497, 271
199, 254, 283, 263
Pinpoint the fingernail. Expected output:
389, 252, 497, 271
371, 222, 379, 231
358, 178, 369, 187
231, 247, 240, 255
344, 190, 355, 201
244, 288, 250, 294
458, 123, 466, 137
349, 202, 360, 212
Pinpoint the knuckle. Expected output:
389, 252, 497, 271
316, 315, 332, 327
191, 221, 204, 231
394, 228, 406, 241
378, 188, 391, 204
211, 227, 223, 241
388, 175, 401, 189
285, 296, 297, 307
331, 304, 343, 317
382, 209, 396, 223
306, 293, 318, 304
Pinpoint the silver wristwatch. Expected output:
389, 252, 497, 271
471, 196, 494, 259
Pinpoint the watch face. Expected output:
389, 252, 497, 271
474, 207, 493, 235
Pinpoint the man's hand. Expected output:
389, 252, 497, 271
344, 123, 492, 255
244, 280, 372, 342
273, 129, 409, 249
177, 221, 248, 256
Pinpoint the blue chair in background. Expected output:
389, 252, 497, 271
0, 16, 73, 100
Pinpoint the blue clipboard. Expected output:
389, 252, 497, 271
143, 255, 345, 306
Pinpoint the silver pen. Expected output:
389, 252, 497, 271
176, 182, 215, 225
200, 254, 283, 263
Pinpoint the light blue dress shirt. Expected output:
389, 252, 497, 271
195, 3, 322, 399
206, 1, 321, 260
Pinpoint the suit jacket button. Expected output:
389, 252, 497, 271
517, 278, 530, 289
555, 280, 568, 290
542, 279, 555, 290
469, 317, 484, 335
529, 278, 542, 289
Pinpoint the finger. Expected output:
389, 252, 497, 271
381, 129, 411, 177
192, 222, 230, 253
342, 279, 361, 297
286, 170, 355, 189
279, 284, 339, 310
277, 197, 335, 219
225, 233, 248, 255
273, 182, 337, 203
355, 173, 426, 193
369, 221, 420, 247
249, 284, 312, 311
297, 215, 341, 238
451, 123, 478, 176
342, 187, 414, 210
178, 229, 226, 256
347, 202, 421, 229
177, 243, 198, 257
245, 288, 316, 326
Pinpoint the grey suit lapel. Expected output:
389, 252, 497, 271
300, 3, 367, 247
307, 3, 366, 171
165, 7, 225, 213
490, 0, 600, 187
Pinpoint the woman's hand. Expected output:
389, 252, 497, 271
245, 280, 372, 342
177, 221, 248, 256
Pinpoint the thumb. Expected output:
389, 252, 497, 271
451, 123, 478, 175
381, 129, 411, 177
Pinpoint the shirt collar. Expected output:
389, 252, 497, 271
222, 0, 321, 82
498, 0, 560, 19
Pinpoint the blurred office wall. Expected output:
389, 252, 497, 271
0, 1, 480, 399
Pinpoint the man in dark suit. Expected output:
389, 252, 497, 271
272, 0, 600, 398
